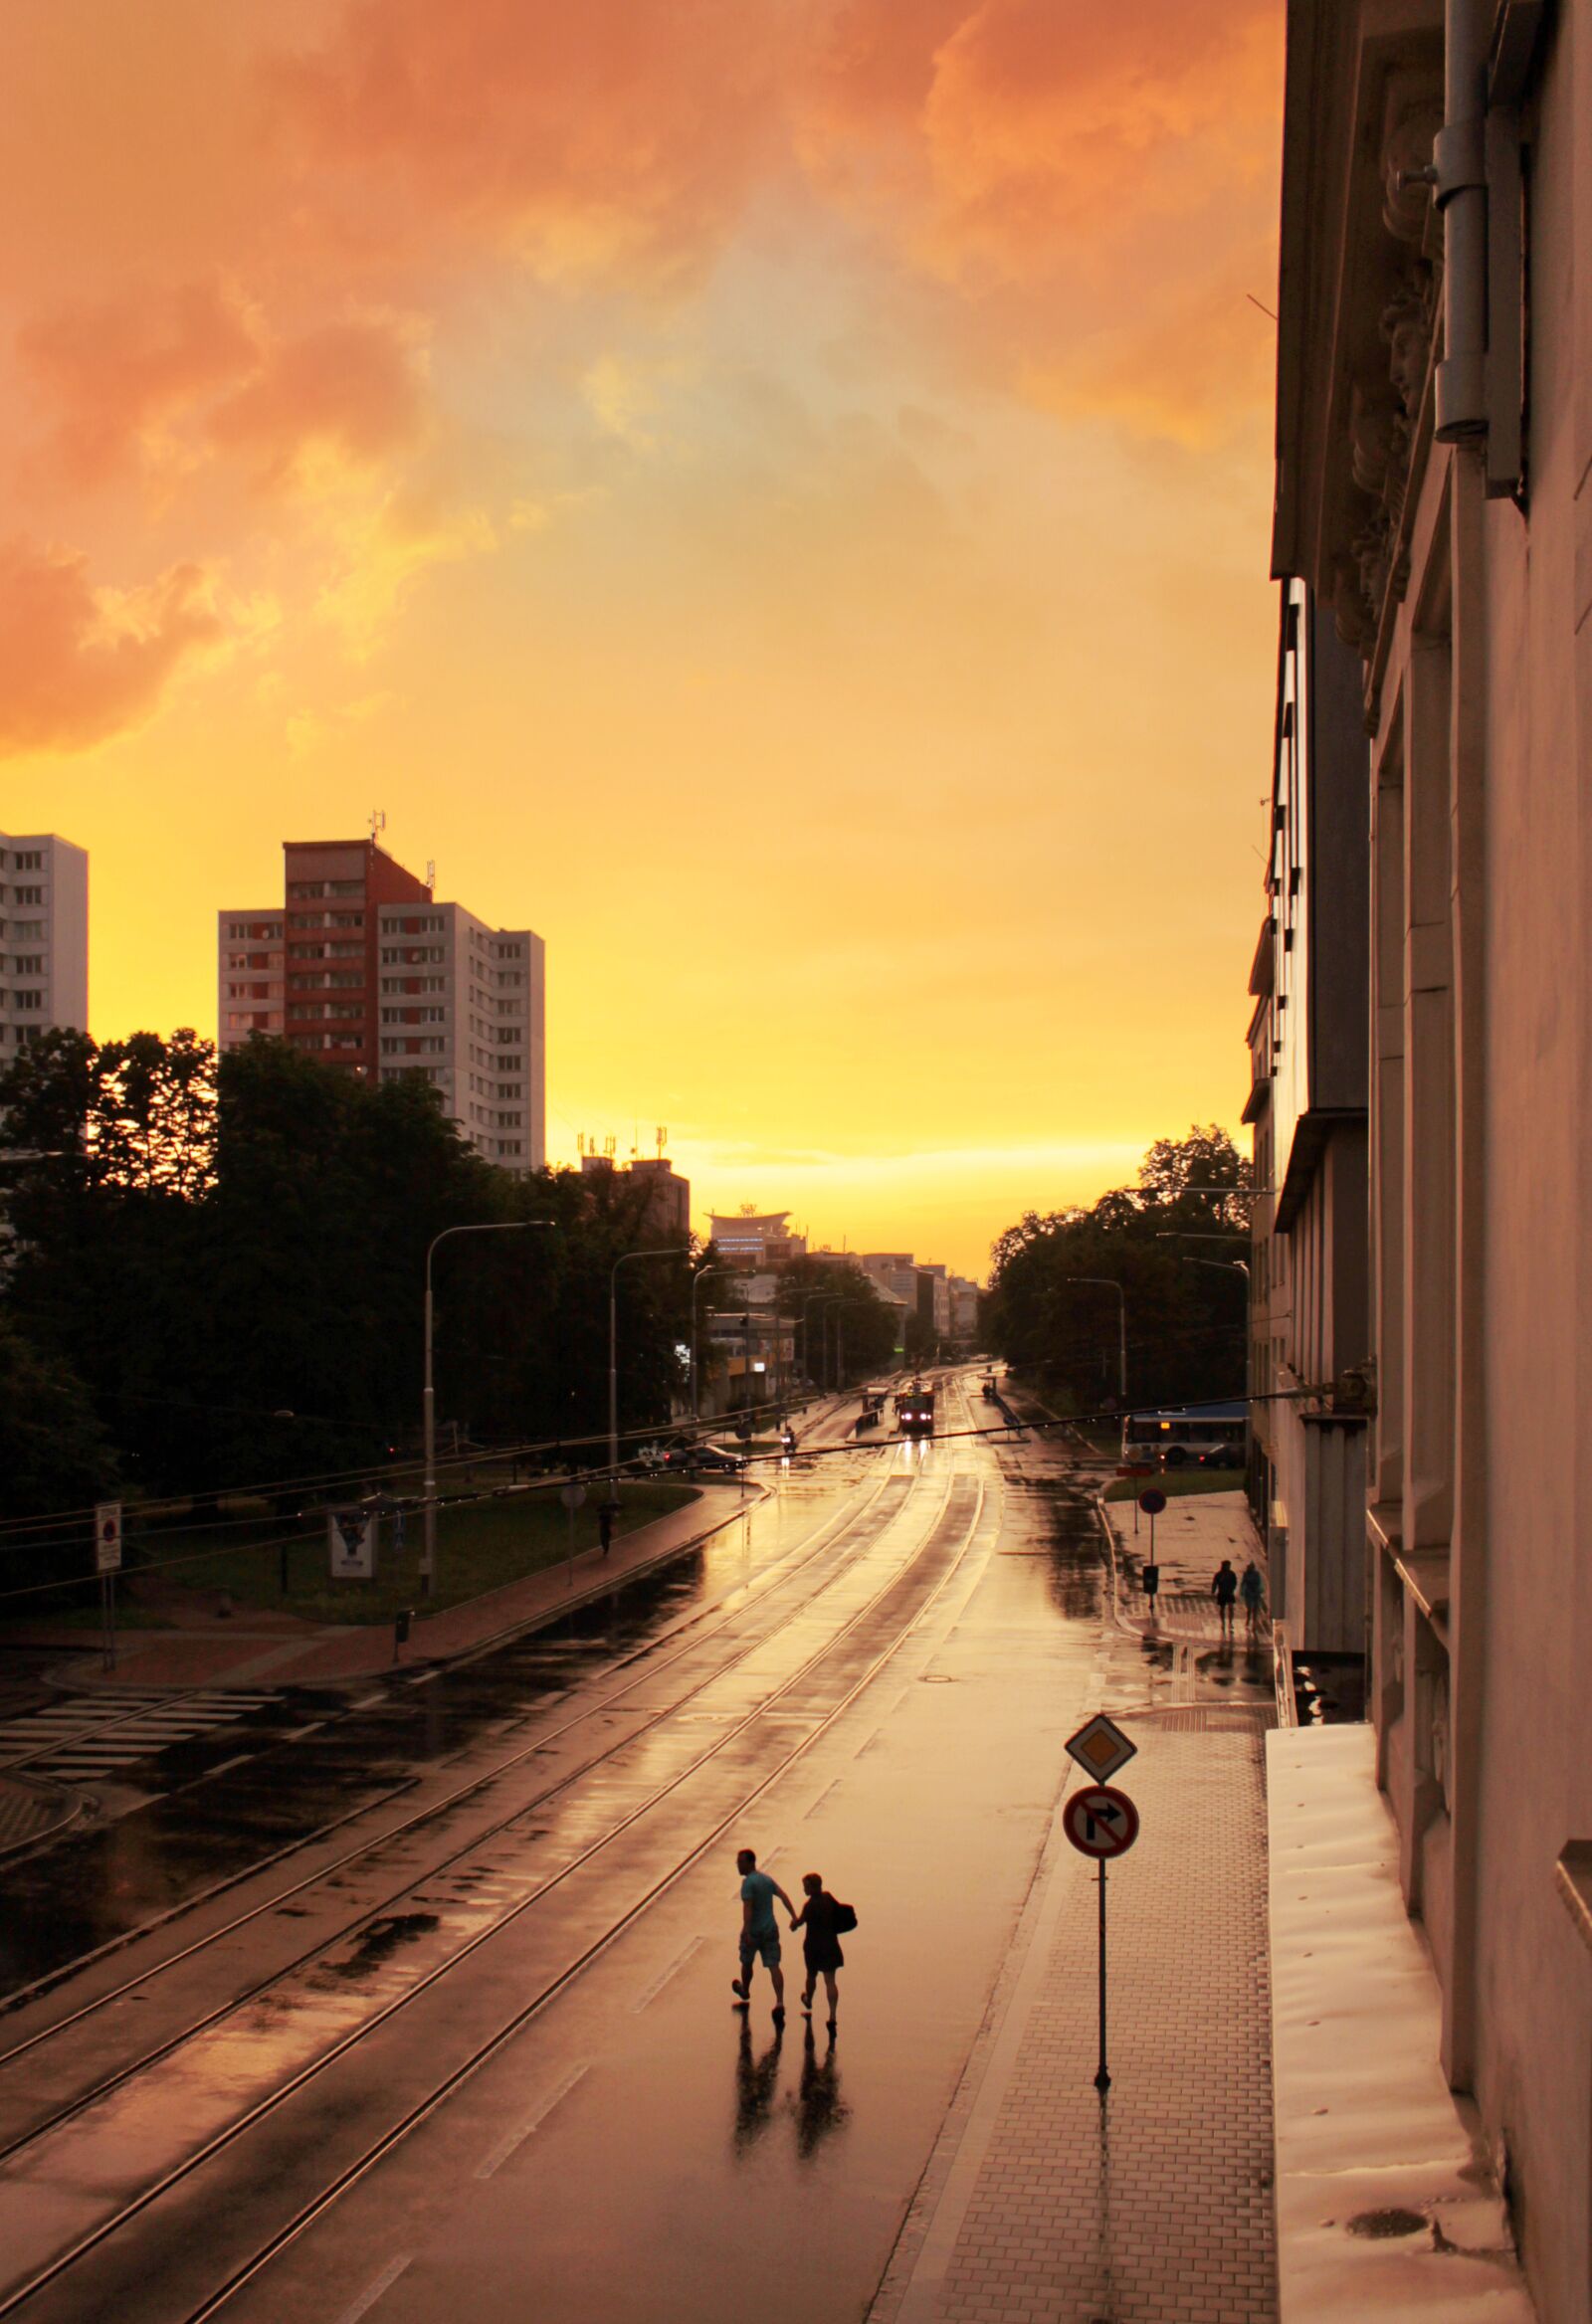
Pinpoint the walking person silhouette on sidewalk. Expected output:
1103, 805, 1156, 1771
732, 1846, 795, 2024
598, 1501, 616, 1557
1212, 1557, 1239, 1637
1240, 1558, 1266, 1639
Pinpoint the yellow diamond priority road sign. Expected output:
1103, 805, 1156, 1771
1064, 1712, 1136, 1785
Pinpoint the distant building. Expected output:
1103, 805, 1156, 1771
1246, 578, 1370, 1655
0, 832, 88, 1058
218, 837, 545, 1174
706, 1210, 807, 1269
948, 1275, 980, 1344
859, 1253, 918, 1308
580, 1149, 691, 1242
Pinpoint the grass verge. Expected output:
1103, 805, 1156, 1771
1101, 1467, 1245, 1504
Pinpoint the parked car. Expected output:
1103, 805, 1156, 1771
664, 1443, 745, 1475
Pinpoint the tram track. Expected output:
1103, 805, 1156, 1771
0, 1472, 990, 2323
0, 1470, 910, 2149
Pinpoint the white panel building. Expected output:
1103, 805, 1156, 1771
0, 832, 89, 1057
375, 901, 545, 1172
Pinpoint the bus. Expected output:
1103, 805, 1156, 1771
1119, 1399, 1246, 1470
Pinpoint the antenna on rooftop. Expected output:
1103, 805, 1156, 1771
425, 859, 436, 892
657, 1125, 668, 1158
368, 808, 387, 844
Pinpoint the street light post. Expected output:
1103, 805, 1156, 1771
798, 1292, 841, 1391
610, 1247, 685, 1479
424, 1219, 554, 1598
831, 1297, 877, 1394
1061, 1275, 1127, 1408
691, 1266, 733, 1423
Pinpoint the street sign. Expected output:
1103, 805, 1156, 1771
1064, 1711, 1137, 1784
1063, 1783, 1140, 1858
1137, 1487, 1167, 1516
327, 1508, 378, 1580
559, 1482, 587, 1511
94, 1502, 123, 1574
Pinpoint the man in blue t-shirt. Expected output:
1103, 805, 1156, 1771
732, 1845, 796, 2023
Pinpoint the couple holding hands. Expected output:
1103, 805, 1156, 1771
730, 1847, 855, 2031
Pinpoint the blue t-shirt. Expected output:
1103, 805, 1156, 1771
740, 1870, 779, 1933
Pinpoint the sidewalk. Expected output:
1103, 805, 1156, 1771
872, 1703, 1279, 2324
0, 1769, 84, 1860
1101, 1486, 1265, 1644
18, 1481, 758, 1695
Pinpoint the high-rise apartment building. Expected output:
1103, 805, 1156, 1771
218, 838, 545, 1175
0, 832, 89, 1058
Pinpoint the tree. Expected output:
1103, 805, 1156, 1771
0, 1319, 117, 1591
982, 1127, 1249, 1413
773, 1257, 897, 1388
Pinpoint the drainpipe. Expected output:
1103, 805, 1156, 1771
1432, 0, 1489, 443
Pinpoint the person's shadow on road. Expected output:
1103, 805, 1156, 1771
790, 2021, 850, 2161
732, 2018, 784, 2156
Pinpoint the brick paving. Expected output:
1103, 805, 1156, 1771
876, 1716, 1278, 2324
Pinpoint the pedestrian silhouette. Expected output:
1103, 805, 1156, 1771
598, 1502, 615, 1557
1212, 1557, 1239, 1636
731, 1845, 795, 2022
790, 1870, 847, 2031
1240, 1558, 1265, 1638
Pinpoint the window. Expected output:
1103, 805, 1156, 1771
328, 1004, 363, 1020
15, 887, 42, 906
16, 851, 43, 871
14, 955, 43, 974
14, 990, 42, 1011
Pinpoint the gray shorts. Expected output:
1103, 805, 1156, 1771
740, 1927, 780, 1969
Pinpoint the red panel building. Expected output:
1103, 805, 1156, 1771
280, 839, 432, 1078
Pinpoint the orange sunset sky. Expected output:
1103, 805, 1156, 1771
1, 0, 1284, 1278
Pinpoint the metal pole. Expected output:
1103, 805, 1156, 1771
608, 1246, 683, 1478
1094, 1862, 1110, 2092
425, 1220, 553, 1599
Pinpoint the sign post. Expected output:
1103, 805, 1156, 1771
1062, 1719, 1140, 2094
559, 1481, 587, 1589
95, 1501, 122, 1673
1063, 1785, 1140, 2090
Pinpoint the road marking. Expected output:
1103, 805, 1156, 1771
203, 1753, 255, 1778
334, 2252, 414, 2324
474, 2063, 589, 2178
803, 1779, 842, 1821
629, 1935, 705, 2013
403, 1668, 445, 1686
852, 1726, 885, 1758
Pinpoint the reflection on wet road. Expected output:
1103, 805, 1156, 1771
0, 1372, 1186, 2324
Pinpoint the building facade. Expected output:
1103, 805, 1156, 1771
219, 839, 545, 1174
1246, 579, 1372, 1655
0, 832, 88, 1058
705, 1211, 807, 1269
1273, 3, 1592, 2309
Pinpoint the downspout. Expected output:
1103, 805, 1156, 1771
1432, 0, 1490, 442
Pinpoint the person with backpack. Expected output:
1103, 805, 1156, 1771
791, 1870, 855, 2031
1212, 1557, 1239, 1636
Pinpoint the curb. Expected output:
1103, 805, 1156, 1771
0, 1771, 89, 1864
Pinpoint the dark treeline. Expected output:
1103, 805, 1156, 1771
981, 1126, 1250, 1415
0, 1031, 703, 1530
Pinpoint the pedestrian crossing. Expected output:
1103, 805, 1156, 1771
0, 1688, 284, 1782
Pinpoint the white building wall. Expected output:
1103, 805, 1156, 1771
376, 901, 544, 1174
0, 832, 89, 1055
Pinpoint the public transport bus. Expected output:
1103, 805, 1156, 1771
896, 1381, 937, 1436
1119, 1399, 1246, 1470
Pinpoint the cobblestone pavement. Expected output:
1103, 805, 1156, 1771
874, 1469, 1279, 2324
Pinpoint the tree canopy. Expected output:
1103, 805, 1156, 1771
982, 1125, 1250, 1414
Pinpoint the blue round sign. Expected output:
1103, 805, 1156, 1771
1137, 1487, 1167, 1516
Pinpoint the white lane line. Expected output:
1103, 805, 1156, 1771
202, 1753, 255, 1778
404, 1669, 445, 1686
852, 1727, 884, 1759
630, 1935, 705, 2013
474, 2064, 590, 2178
333, 2251, 415, 2324
803, 1780, 842, 1821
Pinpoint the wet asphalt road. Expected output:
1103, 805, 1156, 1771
0, 1373, 1269, 2324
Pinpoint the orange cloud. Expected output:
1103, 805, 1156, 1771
17, 277, 260, 483
794, 0, 1282, 435
208, 316, 428, 487
0, 540, 223, 756
264, 0, 784, 290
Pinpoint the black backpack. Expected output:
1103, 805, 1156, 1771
832, 1899, 858, 1934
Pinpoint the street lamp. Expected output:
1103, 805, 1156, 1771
1059, 1275, 1127, 1407
423, 1219, 555, 1597
610, 1247, 686, 1477
831, 1297, 879, 1393
798, 1292, 842, 1389
691, 1265, 733, 1422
